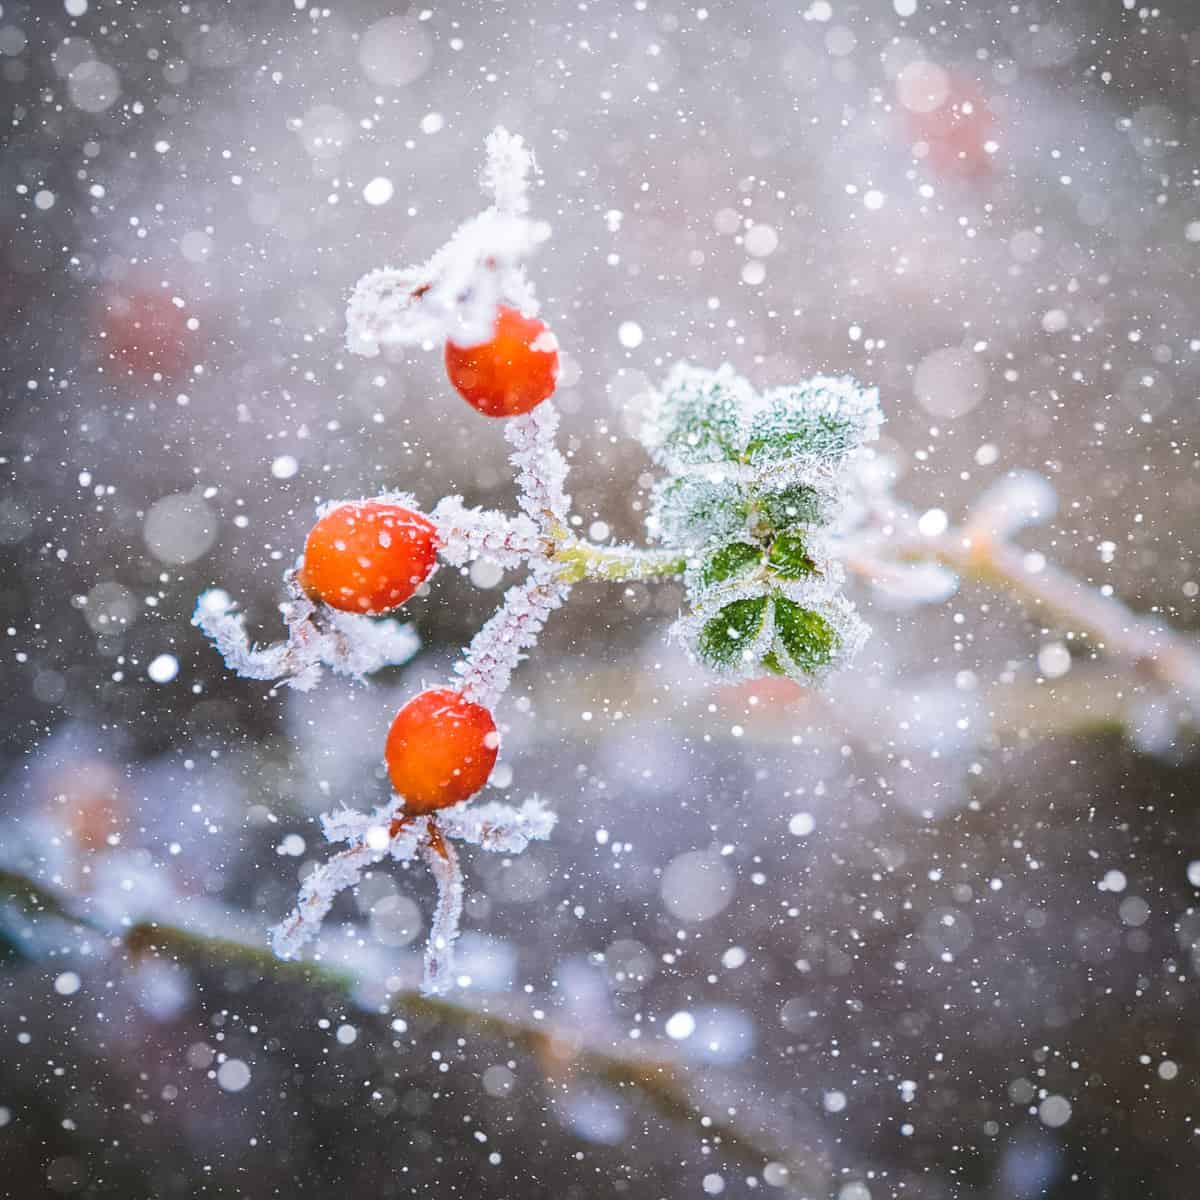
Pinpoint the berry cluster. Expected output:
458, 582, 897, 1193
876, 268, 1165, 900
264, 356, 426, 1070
196, 129, 879, 993
294, 308, 558, 818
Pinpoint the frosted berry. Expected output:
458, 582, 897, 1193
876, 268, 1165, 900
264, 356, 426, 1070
385, 688, 499, 814
300, 501, 438, 615
445, 304, 559, 418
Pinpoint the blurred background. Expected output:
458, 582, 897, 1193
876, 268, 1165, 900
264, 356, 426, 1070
2, 0, 1200, 1196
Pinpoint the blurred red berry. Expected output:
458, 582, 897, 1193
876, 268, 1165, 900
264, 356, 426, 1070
900, 67, 996, 178
385, 688, 499, 813
100, 288, 195, 377
445, 304, 559, 418
300, 501, 439, 615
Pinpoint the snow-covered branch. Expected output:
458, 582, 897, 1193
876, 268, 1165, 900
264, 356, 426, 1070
506, 403, 571, 527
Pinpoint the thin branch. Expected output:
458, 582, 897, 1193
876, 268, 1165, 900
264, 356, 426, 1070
884, 530, 1200, 706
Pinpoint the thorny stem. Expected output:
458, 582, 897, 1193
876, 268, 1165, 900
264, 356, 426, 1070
0, 867, 824, 1191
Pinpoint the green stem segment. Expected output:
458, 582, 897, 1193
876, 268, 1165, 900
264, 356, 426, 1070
550, 532, 687, 585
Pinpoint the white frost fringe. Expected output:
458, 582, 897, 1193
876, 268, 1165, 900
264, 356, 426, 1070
421, 837, 464, 995
193, 578, 420, 692
507, 404, 571, 526
456, 565, 571, 709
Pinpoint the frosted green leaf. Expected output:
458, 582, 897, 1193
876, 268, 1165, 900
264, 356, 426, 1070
642, 364, 752, 467
698, 596, 769, 669
767, 533, 817, 580
746, 377, 882, 466
700, 542, 762, 589
771, 596, 838, 673
650, 474, 749, 549
756, 484, 826, 531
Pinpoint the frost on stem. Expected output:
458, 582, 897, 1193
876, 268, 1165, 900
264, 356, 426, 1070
639, 363, 881, 685
430, 496, 543, 570
270, 806, 423, 959
193, 576, 419, 692
456, 565, 571, 709
345, 127, 548, 356
421, 835, 463, 995
506, 404, 571, 527
481, 125, 535, 217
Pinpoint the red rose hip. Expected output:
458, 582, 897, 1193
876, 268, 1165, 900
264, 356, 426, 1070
300, 501, 438, 615
385, 688, 499, 813
445, 304, 559, 418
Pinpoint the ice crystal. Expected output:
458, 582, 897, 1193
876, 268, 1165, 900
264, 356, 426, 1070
456, 565, 570, 709
506, 403, 571, 525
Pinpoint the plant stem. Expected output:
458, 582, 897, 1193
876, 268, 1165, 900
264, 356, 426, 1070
550, 532, 687, 584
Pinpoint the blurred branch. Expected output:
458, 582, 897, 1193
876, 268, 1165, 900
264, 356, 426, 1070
883, 530, 1200, 705
0, 867, 821, 1190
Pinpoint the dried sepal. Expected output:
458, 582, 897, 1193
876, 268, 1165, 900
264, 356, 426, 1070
193, 576, 420, 691
345, 127, 548, 356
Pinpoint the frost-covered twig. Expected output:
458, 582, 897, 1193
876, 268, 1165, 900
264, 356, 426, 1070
897, 530, 1200, 704
845, 469, 1200, 714
193, 575, 419, 692
420, 832, 464, 995
438, 796, 557, 852
481, 125, 535, 216
431, 495, 544, 569
457, 565, 571, 709
507, 404, 571, 527
271, 805, 424, 959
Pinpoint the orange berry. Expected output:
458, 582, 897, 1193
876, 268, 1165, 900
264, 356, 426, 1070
385, 688, 499, 813
445, 304, 559, 418
300, 501, 438, 615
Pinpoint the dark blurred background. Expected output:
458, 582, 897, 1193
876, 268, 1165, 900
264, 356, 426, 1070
2, 0, 1200, 1196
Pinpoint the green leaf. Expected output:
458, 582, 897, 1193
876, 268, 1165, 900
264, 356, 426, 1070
756, 484, 825, 530
773, 596, 838, 673
649, 366, 749, 466
698, 596, 769, 669
745, 377, 881, 467
651, 475, 750, 549
700, 542, 761, 589
767, 533, 817, 580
